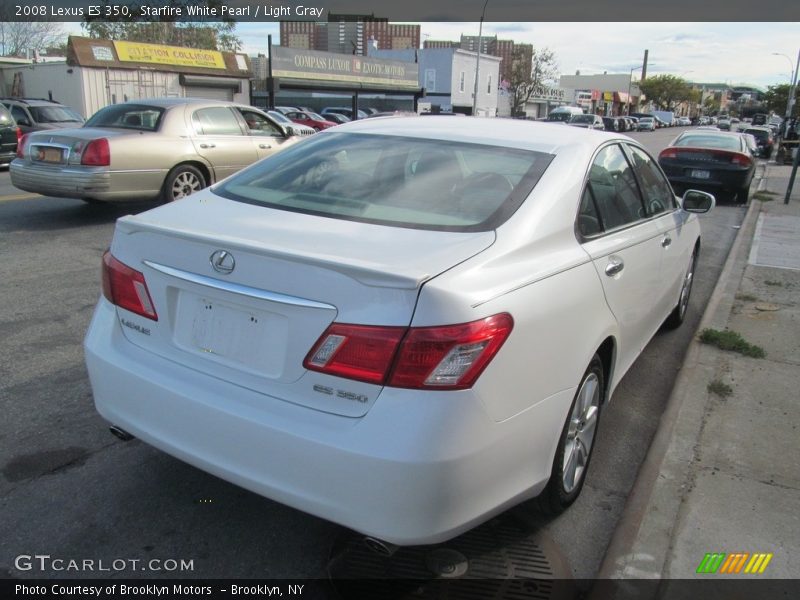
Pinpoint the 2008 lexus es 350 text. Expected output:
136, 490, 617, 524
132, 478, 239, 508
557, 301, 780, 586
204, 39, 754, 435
84, 117, 714, 546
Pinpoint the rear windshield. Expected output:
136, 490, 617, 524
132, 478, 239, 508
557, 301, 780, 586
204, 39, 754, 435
215, 132, 553, 232
29, 106, 83, 124
744, 129, 770, 140
84, 104, 164, 131
674, 134, 742, 151
547, 112, 573, 122
570, 115, 594, 124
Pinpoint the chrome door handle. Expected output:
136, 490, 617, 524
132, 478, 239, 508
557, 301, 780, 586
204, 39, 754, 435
661, 236, 672, 248
605, 257, 625, 276
258, 144, 272, 149
199, 143, 216, 149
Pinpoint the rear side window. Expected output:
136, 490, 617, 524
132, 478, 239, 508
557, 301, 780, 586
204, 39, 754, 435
215, 132, 553, 232
583, 144, 644, 231
192, 107, 243, 136
85, 104, 164, 131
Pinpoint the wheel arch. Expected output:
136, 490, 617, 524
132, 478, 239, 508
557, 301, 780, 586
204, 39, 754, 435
595, 336, 616, 405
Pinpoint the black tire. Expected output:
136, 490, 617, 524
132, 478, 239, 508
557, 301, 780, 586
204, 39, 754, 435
664, 249, 698, 329
734, 184, 750, 204
161, 164, 207, 203
537, 354, 604, 515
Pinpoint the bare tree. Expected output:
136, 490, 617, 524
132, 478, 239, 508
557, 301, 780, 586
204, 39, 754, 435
0, 22, 66, 57
509, 46, 559, 116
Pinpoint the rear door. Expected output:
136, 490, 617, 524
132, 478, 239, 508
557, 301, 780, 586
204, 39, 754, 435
578, 143, 665, 376
190, 106, 258, 180
233, 107, 296, 160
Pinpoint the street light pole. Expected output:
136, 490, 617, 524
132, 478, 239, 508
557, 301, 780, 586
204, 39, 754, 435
773, 51, 799, 119
472, 0, 490, 116
626, 66, 643, 115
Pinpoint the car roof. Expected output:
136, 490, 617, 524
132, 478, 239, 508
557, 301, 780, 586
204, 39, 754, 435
119, 97, 253, 109
327, 115, 630, 154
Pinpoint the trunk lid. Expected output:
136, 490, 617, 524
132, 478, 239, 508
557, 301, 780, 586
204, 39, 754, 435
109, 192, 496, 417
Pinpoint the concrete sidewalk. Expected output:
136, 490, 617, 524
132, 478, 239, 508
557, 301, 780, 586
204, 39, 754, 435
597, 163, 800, 588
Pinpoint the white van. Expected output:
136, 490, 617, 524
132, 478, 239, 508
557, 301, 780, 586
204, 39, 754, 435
546, 106, 585, 123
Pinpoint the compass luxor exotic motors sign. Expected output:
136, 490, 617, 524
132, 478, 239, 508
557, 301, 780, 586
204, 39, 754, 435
113, 41, 226, 70
271, 46, 418, 89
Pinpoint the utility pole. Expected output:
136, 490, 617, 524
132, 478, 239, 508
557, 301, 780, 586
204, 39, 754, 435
471, 0, 490, 116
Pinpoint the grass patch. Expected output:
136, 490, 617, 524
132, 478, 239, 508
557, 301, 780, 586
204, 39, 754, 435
699, 328, 766, 358
764, 280, 783, 287
707, 379, 733, 398
735, 293, 758, 302
752, 190, 779, 202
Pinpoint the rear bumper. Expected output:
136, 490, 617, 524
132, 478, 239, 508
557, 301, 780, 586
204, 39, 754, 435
84, 299, 562, 545
10, 160, 163, 201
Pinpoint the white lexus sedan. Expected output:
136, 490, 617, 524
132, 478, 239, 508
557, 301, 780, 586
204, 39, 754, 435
84, 117, 713, 546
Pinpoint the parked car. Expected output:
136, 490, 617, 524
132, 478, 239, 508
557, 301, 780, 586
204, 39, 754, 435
267, 110, 315, 136
273, 106, 299, 115
0, 104, 21, 167
323, 113, 351, 125
321, 106, 369, 120
11, 98, 302, 204
740, 132, 759, 158
658, 129, 755, 203
742, 126, 775, 158
677, 116, 692, 126
283, 109, 337, 131
85, 117, 713, 546
637, 116, 656, 132
717, 118, 731, 131
1, 98, 84, 134
545, 106, 584, 123
751, 113, 768, 126
567, 114, 605, 129
602, 116, 620, 132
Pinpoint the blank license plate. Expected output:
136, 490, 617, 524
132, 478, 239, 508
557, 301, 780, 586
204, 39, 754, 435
35, 147, 63, 163
690, 169, 710, 179
190, 298, 269, 364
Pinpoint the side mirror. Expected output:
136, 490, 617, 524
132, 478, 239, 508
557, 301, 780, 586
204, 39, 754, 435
681, 189, 715, 213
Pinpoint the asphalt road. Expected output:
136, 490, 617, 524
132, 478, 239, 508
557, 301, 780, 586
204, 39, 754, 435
0, 129, 753, 587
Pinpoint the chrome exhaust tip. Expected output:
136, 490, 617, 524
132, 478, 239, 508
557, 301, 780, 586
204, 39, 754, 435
363, 537, 399, 557
109, 425, 135, 441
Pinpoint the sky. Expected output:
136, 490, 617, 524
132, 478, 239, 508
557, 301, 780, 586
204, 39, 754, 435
236, 21, 799, 90
64, 21, 799, 90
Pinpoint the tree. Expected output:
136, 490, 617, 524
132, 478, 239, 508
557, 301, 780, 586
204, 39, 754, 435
638, 74, 694, 111
509, 46, 559, 116
0, 21, 66, 57
81, 1, 241, 52
763, 83, 798, 117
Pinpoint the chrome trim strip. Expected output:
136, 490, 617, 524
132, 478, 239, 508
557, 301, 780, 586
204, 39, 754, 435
143, 260, 336, 310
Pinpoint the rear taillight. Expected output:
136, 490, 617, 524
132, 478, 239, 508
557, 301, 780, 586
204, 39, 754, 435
102, 251, 158, 321
81, 138, 110, 166
659, 148, 678, 160
15, 127, 22, 144
16, 133, 29, 159
730, 153, 752, 167
304, 313, 513, 390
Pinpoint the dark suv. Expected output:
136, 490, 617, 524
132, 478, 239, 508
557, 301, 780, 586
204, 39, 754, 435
743, 126, 775, 158
0, 98, 84, 134
0, 104, 20, 167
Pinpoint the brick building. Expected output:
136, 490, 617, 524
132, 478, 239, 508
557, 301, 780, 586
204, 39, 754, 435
279, 15, 419, 56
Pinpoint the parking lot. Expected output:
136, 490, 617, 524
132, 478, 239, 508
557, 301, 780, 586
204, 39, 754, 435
0, 127, 756, 587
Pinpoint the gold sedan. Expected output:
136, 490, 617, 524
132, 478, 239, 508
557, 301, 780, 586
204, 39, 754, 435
10, 98, 306, 204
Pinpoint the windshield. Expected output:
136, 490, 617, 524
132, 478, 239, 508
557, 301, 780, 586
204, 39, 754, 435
215, 132, 553, 232
640, 117, 653, 123
84, 104, 164, 131
29, 106, 83, 123
309, 112, 326, 121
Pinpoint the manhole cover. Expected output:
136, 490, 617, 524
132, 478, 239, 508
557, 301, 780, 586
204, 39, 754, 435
328, 518, 575, 600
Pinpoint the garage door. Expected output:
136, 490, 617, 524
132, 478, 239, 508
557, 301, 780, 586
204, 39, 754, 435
186, 86, 235, 101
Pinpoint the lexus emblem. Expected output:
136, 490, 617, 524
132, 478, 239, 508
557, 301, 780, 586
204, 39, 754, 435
209, 250, 235, 274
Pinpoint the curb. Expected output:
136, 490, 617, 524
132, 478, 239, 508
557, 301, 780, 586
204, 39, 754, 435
594, 192, 764, 584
